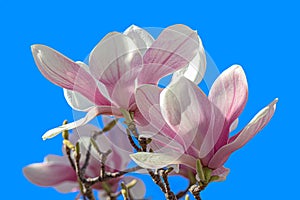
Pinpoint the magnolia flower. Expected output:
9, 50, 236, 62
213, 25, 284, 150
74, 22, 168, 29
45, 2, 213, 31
32, 24, 205, 140
131, 65, 278, 181
23, 121, 145, 199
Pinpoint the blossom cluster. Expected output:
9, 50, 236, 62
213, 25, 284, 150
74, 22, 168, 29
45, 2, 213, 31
23, 24, 277, 199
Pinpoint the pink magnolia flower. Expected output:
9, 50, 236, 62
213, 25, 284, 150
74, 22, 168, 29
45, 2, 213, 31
23, 120, 145, 199
131, 65, 278, 181
31, 24, 205, 140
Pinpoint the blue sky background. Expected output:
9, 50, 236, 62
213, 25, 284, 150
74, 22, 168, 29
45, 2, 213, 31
1, 0, 298, 199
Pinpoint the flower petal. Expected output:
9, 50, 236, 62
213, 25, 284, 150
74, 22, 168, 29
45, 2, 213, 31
63, 89, 94, 111
160, 77, 215, 157
143, 129, 185, 155
53, 181, 79, 193
209, 65, 248, 123
42, 106, 121, 140
138, 24, 199, 84
124, 25, 154, 55
211, 166, 230, 182
130, 152, 196, 170
208, 65, 248, 150
44, 154, 70, 164
171, 35, 206, 84
31, 45, 110, 106
229, 118, 239, 133
89, 32, 142, 109
102, 117, 133, 171
23, 156, 76, 187
208, 98, 278, 169
135, 84, 180, 141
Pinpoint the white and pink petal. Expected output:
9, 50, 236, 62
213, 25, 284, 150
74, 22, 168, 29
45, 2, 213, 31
160, 77, 214, 156
138, 24, 199, 85
208, 65, 248, 125
130, 152, 196, 170
42, 106, 121, 140
124, 25, 154, 55
135, 84, 181, 143
208, 98, 278, 169
23, 156, 76, 187
31, 45, 109, 106
171, 35, 206, 84
207, 65, 248, 151
89, 32, 143, 109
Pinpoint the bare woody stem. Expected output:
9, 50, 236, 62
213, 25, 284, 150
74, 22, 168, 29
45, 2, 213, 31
74, 142, 96, 200
147, 169, 166, 193
62, 119, 144, 200
175, 181, 192, 199
189, 185, 202, 200
161, 170, 176, 200
123, 112, 177, 200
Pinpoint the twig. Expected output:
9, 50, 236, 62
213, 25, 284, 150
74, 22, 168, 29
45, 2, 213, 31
162, 169, 176, 200
81, 143, 92, 173
162, 168, 177, 199
85, 166, 142, 185
176, 181, 192, 199
74, 142, 95, 200
65, 144, 76, 170
123, 115, 180, 200
126, 129, 141, 151
189, 185, 201, 200
62, 121, 76, 171
148, 169, 166, 193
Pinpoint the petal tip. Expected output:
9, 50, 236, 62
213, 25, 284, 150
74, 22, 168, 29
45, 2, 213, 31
31, 44, 42, 56
231, 64, 244, 73
31, 44, 49, 54
42, 130, 59, 141
31, 44, 37, 51
271, 98, 279, 110
126, 24, 140, 31
42, 135, 48, 141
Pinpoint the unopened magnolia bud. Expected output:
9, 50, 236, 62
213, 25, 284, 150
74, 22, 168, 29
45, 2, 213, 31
120, 182, 129, 199
101, 182, 111, 193
126, 179, 137, 189
185, 194, 190, 200
62, 120, 69, 139
165, 167, 174, 174
102, 119, 118, 132
90, 138, 101, 154
120, 109, 132, 123
63, 139, 75, 151
75, 142, 80, 158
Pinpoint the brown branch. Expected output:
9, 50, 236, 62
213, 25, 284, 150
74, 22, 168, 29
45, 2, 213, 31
84, 166, 142, 185
126, 129, 141, 151
162, 170, 176, 200
73, 143, 95, 200
176, 181, 192, 199
81, 143, 92, 173
148, 169, 166, 193
124, 118, 181, 200
65, 144, 76, 170
189, 185, 202, 200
